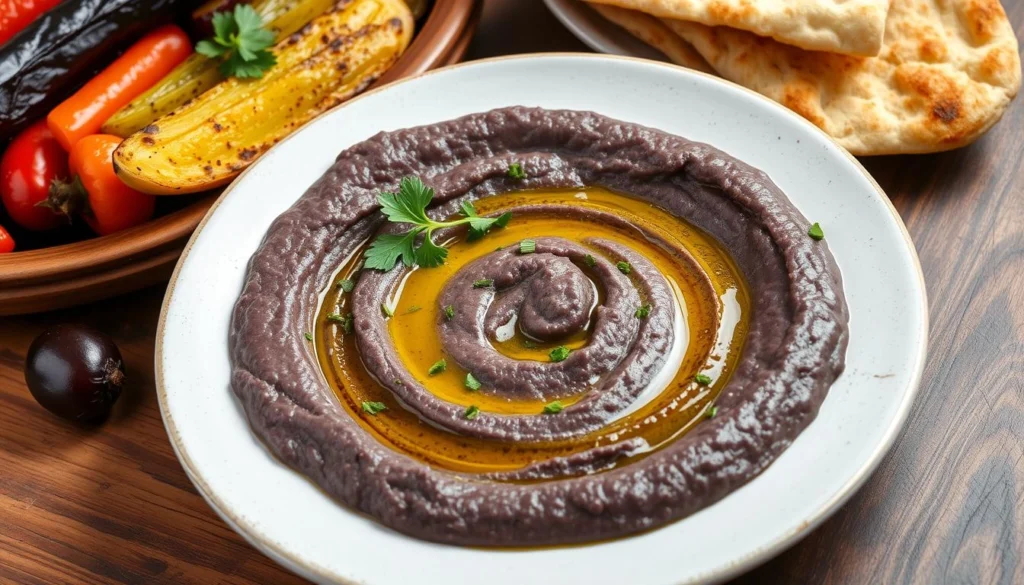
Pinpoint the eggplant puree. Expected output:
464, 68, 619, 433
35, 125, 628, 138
229, 107, 849, 545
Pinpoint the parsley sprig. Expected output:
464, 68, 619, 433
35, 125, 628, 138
196, 4, 277, 79
364, 177, 512, 271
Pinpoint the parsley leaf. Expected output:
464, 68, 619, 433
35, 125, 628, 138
364, 177, 513, 271
413, 233, 448, 268
196, 4, 277, 79
635, 304, 651, 319
694, 373, 712, 386
464, 405, 480, 420
444, 305, 455, 320
337, 278, 355, 292
584, 254, 597, 267
428, 359, 447, 376
705, 404, 718, 419
361, 401, 387, 415
543, 401, 564, 414
616, 261, 632, 275
507, 162, 526, 180
379, 177, 434, 225
808, 222, 825, 240
465, 373, 481, 391
328, 312, 354, 334
549, 346, 571, 362
519, 239, 536, 254
363, 230, 421, 271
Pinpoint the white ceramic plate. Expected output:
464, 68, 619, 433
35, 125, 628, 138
157, 54, 928, 585
545, 0, 664, 59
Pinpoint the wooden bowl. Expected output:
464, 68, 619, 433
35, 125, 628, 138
0, 0, 481, 316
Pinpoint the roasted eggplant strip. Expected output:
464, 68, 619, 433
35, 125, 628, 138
114, 0, 414, 195
102, 0, 337, 138
0, 0, 192, 142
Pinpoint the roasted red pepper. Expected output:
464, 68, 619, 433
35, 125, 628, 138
0, 0, 63, 46
0, 121, 68, 231
0, 225, 14, 252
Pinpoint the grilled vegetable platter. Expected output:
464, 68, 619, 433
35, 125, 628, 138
0, 0, 419, 253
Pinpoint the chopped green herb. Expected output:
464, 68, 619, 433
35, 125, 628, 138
808, 222, 825, 240
381, 303, 394, 318
428, 359, 447, 376
464, 405, 481, 420
695, 373, 712, 386
523, 339, 539, 349
327, 313, 354, 335
465, 372, 482, 391
519, 239, 536, 254
405, 305, 422, 314
705, 404, 718, 419
635, 304, 652, 319
616, 261, 632, 274
337, 278, 355, 292
549, 346, 571, 362
361, 401, 387, 415
303, 332, 313, 341
473, 279, 494, 289
195, 4, 277, 79
363, 177, 513, 271
464, 204, 512, 242
507, 162, 526, 180
584, 254, 597, 267
444, 305, 455, 320
543, 401, 564, 414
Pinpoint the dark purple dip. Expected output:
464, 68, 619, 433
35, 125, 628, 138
229, 107, 849, 546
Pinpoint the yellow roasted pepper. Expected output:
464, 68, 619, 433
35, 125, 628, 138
113, 0, 413, 194
102, 0, 338, 138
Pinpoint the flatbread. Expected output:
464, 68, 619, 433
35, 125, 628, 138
663, 0, 1021, 155
588, 3, 715, 73
587, 0, 889, 56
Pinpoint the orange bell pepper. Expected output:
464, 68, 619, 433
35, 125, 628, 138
47, 24, 192, 151
46, 135, 155, 236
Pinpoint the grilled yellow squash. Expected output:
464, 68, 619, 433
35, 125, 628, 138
102, 0, 338, 138
113, 0, 413, 195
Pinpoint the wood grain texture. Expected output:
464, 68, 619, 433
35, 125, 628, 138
1, 0, 1022, 583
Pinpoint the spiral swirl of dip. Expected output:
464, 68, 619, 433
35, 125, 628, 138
230, 107, 849, 545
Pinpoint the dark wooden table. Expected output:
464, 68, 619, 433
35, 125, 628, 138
2, 1, 1023, 583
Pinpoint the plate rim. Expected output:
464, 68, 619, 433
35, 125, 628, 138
542, 0, 668, 60
155, 52, 929, 585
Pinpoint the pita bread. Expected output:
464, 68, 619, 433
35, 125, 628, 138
663, 0, 1021, 155
588, 4, 715, 73
587, 0, 889, 56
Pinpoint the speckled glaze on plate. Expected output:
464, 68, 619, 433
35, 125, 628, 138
156, 54, 928, 585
